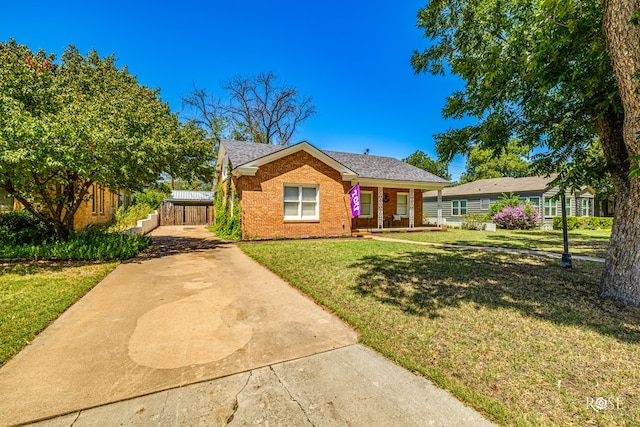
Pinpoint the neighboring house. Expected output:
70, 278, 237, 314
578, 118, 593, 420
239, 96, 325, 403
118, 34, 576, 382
2, 184, 119, 230
423, 175, 596, 226
0, 188, 17, 213
216, 140, 448, 239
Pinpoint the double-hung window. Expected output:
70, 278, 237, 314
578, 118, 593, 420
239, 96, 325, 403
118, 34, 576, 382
582, 199, 591, 216
544, 197, 570, 217
528, 197, 540, 209
360, 191, 373, 218
284, 185, 318, 220
544, 199, 557, 217
452, 200, 467, 216
397, 193, 409, 216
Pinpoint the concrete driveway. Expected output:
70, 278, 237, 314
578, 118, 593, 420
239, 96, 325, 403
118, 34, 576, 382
0, 226, 493, 426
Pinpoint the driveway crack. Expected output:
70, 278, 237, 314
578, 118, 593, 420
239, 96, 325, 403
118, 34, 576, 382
270, 365, 315, 427
69, 411, 81, 426
157, 389, 170, 423
225, 370, 252, 426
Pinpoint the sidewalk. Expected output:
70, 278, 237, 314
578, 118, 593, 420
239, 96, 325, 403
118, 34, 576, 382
372, 235, 605, 263
1, 226, 494, 426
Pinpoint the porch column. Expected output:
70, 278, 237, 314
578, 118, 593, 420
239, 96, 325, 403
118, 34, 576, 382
437, 189, 442, 226
377, 186, 384, 228
409, 189, 415, 228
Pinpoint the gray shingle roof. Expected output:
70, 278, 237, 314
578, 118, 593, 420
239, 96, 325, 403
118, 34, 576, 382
423, 175, 558, 197
324, 150, 447, 183
222, 139, 286, 168
221, 140, 448, 184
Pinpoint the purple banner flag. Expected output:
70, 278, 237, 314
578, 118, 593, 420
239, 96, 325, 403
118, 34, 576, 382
349, 184, 361, 218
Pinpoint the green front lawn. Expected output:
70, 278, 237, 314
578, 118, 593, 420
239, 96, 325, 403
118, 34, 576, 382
241, 239, 639, 426
382, 228, 611, 258
0, 261, 117, 366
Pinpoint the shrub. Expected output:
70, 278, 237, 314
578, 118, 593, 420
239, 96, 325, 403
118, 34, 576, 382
553, 216, 613, 230
0, 228, 151, 260
0, 210, 50, 245
585, 216, 614, 229
461, 213, 489, 230
132, 188, 169, 210
492, 204, 540, 230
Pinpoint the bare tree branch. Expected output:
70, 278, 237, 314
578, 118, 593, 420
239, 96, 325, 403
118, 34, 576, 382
221, 71, 317, 145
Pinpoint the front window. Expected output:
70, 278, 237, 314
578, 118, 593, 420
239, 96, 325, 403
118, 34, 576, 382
544, 199, 557, 217
284, 185, 318, 220
544, 197, 570, 217
361, 191, 373, 218
582, 199, 591, 216
452, 200, 467, 216
397, 193, 408, 216
91, 184, 97, 214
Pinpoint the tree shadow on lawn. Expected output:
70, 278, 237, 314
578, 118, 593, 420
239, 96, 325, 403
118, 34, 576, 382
350, 249, 640, 343
458, 232, 609, 256
0, 260, 103, 276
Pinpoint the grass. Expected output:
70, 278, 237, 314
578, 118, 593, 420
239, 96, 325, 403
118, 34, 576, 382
240, 239, 639, 426
0, 261, 118, 367
382, 228, 611, 258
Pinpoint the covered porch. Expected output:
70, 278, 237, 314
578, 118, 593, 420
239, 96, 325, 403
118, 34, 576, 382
350, 182, 444, 232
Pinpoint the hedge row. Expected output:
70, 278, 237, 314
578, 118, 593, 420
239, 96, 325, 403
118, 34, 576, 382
552, 216, 613, 230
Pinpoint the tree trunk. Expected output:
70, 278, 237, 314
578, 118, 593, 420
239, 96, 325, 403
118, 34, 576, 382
600, 0, 640, 306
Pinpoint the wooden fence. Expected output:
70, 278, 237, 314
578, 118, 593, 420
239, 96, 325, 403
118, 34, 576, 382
160, 202, 213, 225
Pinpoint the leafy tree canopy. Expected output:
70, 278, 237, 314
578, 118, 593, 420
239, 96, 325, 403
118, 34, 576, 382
411, 0, 618, 185
0, 40, 215, 238
402, 150, 451, 180
411, 0, 640, 306
460, 140, 532, 183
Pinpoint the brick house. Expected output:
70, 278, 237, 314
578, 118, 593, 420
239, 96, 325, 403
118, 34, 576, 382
1, 184, 119, 230
216, 140, 449, 239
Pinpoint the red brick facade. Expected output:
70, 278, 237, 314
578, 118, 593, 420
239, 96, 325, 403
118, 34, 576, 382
226, 151, 425, 239
235, 151, 352, 239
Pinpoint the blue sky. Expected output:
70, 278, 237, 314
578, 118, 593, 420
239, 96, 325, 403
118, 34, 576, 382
2, 0, 469, 180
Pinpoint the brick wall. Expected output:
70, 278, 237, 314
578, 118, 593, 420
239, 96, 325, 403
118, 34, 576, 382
237, 151, 352, 239
352, 187, 424, 229
73, 185, 118, 230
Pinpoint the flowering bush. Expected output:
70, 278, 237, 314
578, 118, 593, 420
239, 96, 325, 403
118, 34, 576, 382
492, 204, 540, 230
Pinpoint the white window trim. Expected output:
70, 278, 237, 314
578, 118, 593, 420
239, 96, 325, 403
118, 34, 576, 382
396, 192, 409, 217
283, 184, 319, 221
360, 190, 373, 218
221, 155, 229, 180
544, 198, 557, 217
451, 199, 467, 216
582, 199, 591, 217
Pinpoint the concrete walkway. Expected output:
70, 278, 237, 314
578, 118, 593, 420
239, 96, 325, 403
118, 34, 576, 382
372, 235, 605, 263
0, 226, 494, 426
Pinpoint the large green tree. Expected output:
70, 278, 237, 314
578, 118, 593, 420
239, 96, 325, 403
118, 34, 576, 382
460, 140, 532, 183
0, 40, 215, 239
403, 150, 451, 180
412, 0, 640, 305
